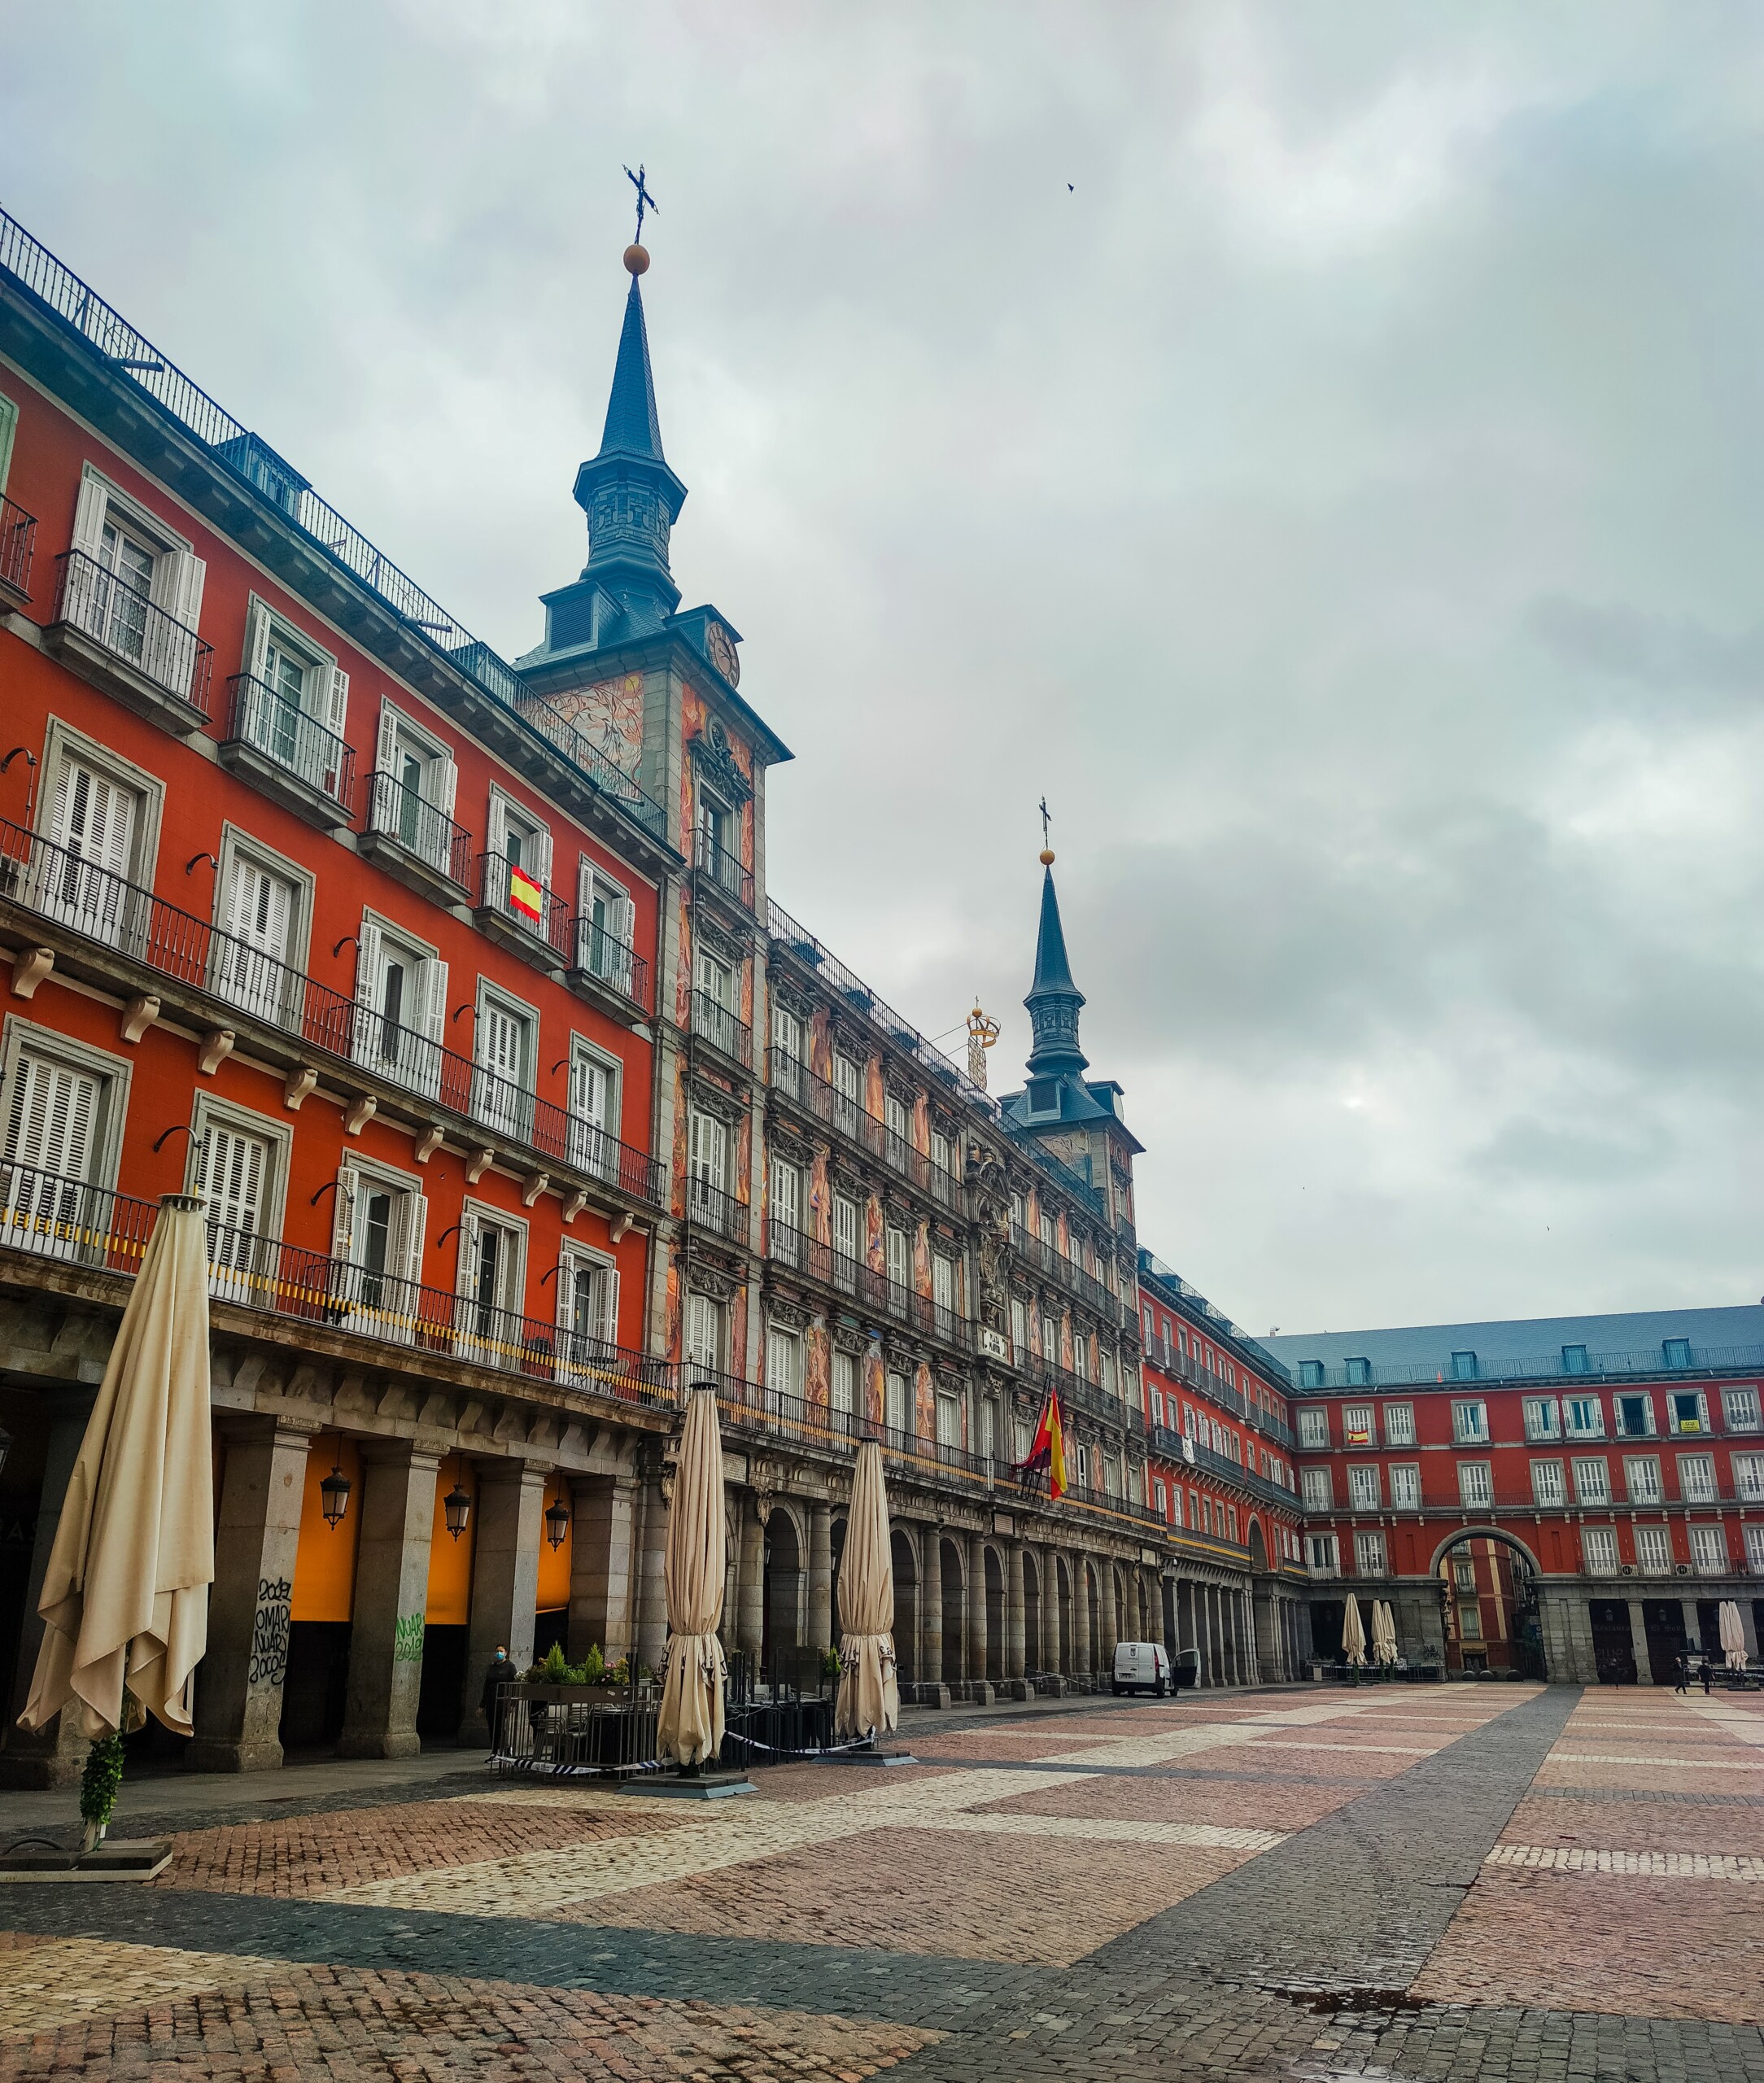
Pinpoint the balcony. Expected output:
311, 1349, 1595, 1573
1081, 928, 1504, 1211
1028, 1353, 1139, 1434
1150, 1423, 1296, 1513
692, 827, 755, 911
766, 1219, 975, 1353
360, 769, 471, 906
472, 850, 570, 974
0, 1160, 674, 1408
1011, 1220, 1124, 1327
687, 1171, 749, 1244
691, 988, 751, 1068
44, 550, 212, 736
219, 674, 354, 830
767, 1046, 964, 1211
565, 914, 650, 1020
0, 495, 35, 605
0, 813, 665, 1209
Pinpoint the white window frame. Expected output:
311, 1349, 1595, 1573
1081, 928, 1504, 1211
684, 1289, 725, 1374
68, 465, 206, 692
474, 976, 539, 1139
1297, 1407, 1330, 1450
1342, 1404, 1375, 1447
0, 1013, 131, 1201
1452, 1400, 1490, 1445
1565, 1395, 1605, 1440
330, 1149, 429, 1341
238, 592, 348, 791
1530, 1458, 1565, 1508
1300, 1465, 1333, 1510
766, 1321, 804, 1403
1581, 1526, 1619, 1576
0, 387, 16, 496
1746, 1524, 1764, 1574
1347, 1464, 1381, 1512
557, 1236, 619, 1368
1457, 1460, 1492, 1509
1382, 1402, 1416, 1448
455, 1194, 528, 1348
1613, 1391, 1656, 1439
1306, 1533, 1339, 1578
831, 1346, 859, 1420
371, 696, 460, 873
1572, 1456, 1611, 1505
1522, 1396, 1561, 1442
1677, 1452, 1718, 1504
185, 1091, 292, 1251
1734, 1451, 1764, 1504
1689, 1524, 1730, 1575
1354, 1530, 1387, 1578
210, 823, 315, 1029
38, 714, 166, 893
1623, 1454, 1663, 1506
1389, 1462, 1421, 1509
1665, 1387, 1709, 1437
1633, 1524, 1672, 1576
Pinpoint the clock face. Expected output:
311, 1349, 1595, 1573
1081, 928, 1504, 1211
706, 620, 740, 686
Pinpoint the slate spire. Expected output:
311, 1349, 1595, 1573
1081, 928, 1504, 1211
1024, 856, 1088, 1081
599, 273, 666, 461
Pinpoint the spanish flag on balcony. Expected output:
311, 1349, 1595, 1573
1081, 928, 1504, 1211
1020, 1388, 1068, 1500
509, 863, 544, 926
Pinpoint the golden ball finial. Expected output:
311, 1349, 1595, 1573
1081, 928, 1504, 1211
1039, 848, 1055, 867
623, 243, 650, 277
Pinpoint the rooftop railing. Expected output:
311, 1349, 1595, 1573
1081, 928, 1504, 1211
1289, 1345, 1764, 1391
53, 549, 213, 713
1, 495, 36, 598
0, 814, 664, 1207
0, 207, 670, 849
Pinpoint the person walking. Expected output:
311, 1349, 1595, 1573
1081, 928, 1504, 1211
480, 1644, 511, 1750
1700, 1656, 1715, 1696
1674, 1651, 1689, 1696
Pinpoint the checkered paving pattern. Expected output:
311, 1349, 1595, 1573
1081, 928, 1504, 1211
7, 1682, 1764, 2078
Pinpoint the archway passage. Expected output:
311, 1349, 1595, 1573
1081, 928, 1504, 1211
985, 1548, 1005, 1681
889, 1529, 917, 1686
1056, 1557, 1072, 1675
1434, 1531, 1544, 1679
1024, 1554, 1041, 1675
763, 1508, 804, 1688
1247, 1518, 1268, 1573
940, 1538, 965, 1685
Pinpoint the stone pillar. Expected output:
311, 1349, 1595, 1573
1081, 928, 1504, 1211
1626, 1597, 1650, 1683
967, 1535, 987, 1686
569, 1474, 635, 1666
634, 1473, 668, 1675
920, 1526, 943, 1694
737, 1496, 765, 1666
808, 1503, 833, 1651
339, 1445, 441, 1758
1098, 1564, 1119, 1670
1073, 1555, 1092, 1677
1740, 1600, 1761, 1660
2, 1391, 98, 1787
460, 1459, 548, 1742
1206, 1586, 1221, 1686
1006, 1544, 1026, 1679
188, 1417, 316, 1772
1041, 1546, 1061, 1672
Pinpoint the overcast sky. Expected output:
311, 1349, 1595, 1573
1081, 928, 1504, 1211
6, 3, 1762, 1336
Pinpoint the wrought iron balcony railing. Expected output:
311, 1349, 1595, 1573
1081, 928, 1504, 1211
692, 826, 754, 910
767, 1047, 963, 1211
224, 673, 354, 810
686, 1171, 748, 1242
365, 768, 471, 890
569, 915, 649, 1013
1149, 1423, 1299, 1512
1146, 1340, 1295, 1448
766, 1220, 975, 1351
473, 850, 570, 964
0, 814, 664, 1207
1011, 1221, 1124, 1326
0, 495, 36, 598
52, 550, 213, 712
0, 1161, 674, 1407
691, 988, 751, 1066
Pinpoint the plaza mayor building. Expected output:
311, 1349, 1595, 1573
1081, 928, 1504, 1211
0, 206, 1757, 1783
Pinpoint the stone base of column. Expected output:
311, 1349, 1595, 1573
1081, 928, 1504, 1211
185, 1736, 285, 1774
336, 1729, 424, 1760
0, 1719, 87, 1789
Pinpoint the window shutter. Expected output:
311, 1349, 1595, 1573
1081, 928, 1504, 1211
168, 551, 207, 633
557, 1252, 577, 1341
241, 598, 271, 685
455, 1207, 480, 1299
392, 1186, 428, 1288
324, 664, 350, 740
375, 701, 399, 778
352, 919, 382, 1064
486, 790, 508, 861
69, 471, 108, 558
330, 1167, 357, 1262
438, 753, 457, 823
596, 1264, 619, 1346
0, 392, 16, 496
532, 820, 553, 890
412, 956, 447, 1098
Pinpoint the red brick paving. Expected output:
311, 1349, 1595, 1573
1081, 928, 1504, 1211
556, 1823, 1249, 1964
0, 1959, 937, 2079
1503, 1793, 1764, 1856
747, 1763, 954, 1802
150, 1798, 687, 1897
1413, 1867, 1764, 2025
980, 1772, 1356, 1830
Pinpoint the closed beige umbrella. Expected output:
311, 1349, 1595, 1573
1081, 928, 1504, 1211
835, 1438, 899, 1742
20, 1194, 212, 1743
1719, 1600, 1749, 1672
655, 1384, 727, 1770
1376, 1600, 1399, 1664
1342, 1593, 1368, 1668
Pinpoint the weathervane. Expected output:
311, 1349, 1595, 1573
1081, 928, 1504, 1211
624, 164, 657, 245
1038, 796, 1054, 866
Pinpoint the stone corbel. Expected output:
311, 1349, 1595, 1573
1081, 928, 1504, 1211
119, 993, 159, 1043
10, 947, 53, 999
344, 1095, 378, 1136
283, 1065, 319, 1111
199, 1029, 236, 1076
561, 1189, 588, 1225
414, 1124, 445, 1164
522, 1171, 549, 1207
465, 1148, 495, 1186
609, 1211, 637, 1244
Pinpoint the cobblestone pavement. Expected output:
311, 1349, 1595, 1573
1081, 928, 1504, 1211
5, 1683, 1764, 2079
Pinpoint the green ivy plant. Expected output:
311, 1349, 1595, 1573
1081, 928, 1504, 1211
79, 1730, 125, 1849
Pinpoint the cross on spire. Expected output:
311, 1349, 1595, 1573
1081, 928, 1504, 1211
1039, 797, 1051, 849
624, 164, 657, 244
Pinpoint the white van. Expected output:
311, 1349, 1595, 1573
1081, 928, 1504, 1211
1111, 1641, 1171, 1697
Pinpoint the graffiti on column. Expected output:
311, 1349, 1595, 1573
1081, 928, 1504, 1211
393, 1612, 426, 1662
248, 1577, 292, 1688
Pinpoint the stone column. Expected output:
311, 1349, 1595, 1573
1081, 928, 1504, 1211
569, 1474, 635, 1666
1006, 1544, 1027, 1680
920, 1526, 943, 1694
737, 1496, 765, 1666
188, 1417, 316, 1773
1041, 1545, 1060, 1672
1207, 1586, 1223, 1686
1072, 1555, 1091, 1678
2, 1391, 98, 1787
340, 1445, 441, 1758
967, 1535, 987, 1687
634, 1473, 669, 1675
1098, 1563, 1119, 1669
1625, 1597, 1650, 1683
808, 1502, 833, 1651
460, 1459, 548, 1743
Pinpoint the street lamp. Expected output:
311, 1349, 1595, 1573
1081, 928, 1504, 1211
443, 1473, 473, 1541
544, 1493, 570, 1550
320, 1461, 351, 1529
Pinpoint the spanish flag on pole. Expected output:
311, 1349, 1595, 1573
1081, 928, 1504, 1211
508, 862, 544, 927
1022, 1388, 1068, 1500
